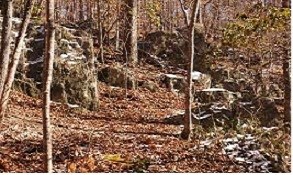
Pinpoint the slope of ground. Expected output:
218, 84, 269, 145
0, 62, 245, 173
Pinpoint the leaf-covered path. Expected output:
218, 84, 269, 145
0, 64, 250, 173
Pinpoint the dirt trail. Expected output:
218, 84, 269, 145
0, 64, 241, 173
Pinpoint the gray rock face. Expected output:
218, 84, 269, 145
164, 102, 236, 129
159, 71, 211, 93
24, 25, 87, 63
222, 79, 241, 92
12, 23, 99, 110
165, 87, 241, 129
98, 65, 137, 90
52, 61, 99, 110
222, 134, 275, 173
23, 59, 99, 110
139, 25, 209, 72
191, 102, 237, 129
13, 72, 40, 98
191, 72, 212, 91
191, 88, 241, 129
195, 88, 239, 104
253, 97, 280, 127
140, 80, 158, 92
0, 19, 97, 110
160, 74, 185, 92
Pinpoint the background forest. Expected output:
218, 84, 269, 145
0, 0, 291, 173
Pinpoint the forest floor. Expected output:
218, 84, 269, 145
0, 62, 288, 173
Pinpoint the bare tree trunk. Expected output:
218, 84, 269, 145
281, 0, 290, 7
43, 0, 55, 172
115, 0, 121, 50
261, 0, 267, 7
19, 0, 24, 18
0, 0, 35, 118
125, 0, 138, 64
115, 21, 120, 51
0, 0, 14, 119
55, 0, 59, 20
90, 0, 94, 19
196, 0, 203, 23
283, 53, 290, 125
178, 0, 190, 26
180, 0, 198, 140
73, 0, 77, 22
87, 0, 92, 19
79, 0, 83, 21
282, 1, 290, 127
97, 0, 104, 63
88, 36, 99, 110
194, 0, 200, 23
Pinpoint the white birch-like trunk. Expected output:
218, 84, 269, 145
0, 0, 14, 119
0, 0, 35, 118
180, 0, 198, 140
43, 0, 55, 172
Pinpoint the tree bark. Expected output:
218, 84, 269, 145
125, 0, 138, 64
0, 0, 35, 118
283, 52, 290, 125
97, 0, 104, 63
261, 0, 267, 7
73, 0, 77, 22
281, 0, 290, 8
178, 0, 190, 26
282, 4, 290, 127
180, 0, 198, 140
199, 0, 203, 24
0, 0, 14, 119
43, 0, 55, 172
88, 36, 99, 110
281, 1, 290, 129
115, 0, 121, 51
79, 0, 83, 21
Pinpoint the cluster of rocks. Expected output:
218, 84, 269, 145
0, 17, 282, 120
159, 72, 212, 93
222, 134, 273, 172
0, 17, 99, 110
0, 17, 164, 109
139, 24, 209, 72
161, 69, 241, 129
137, 25, 275, 128
98, 65, 137, 90
163, 68, 280, 129
97, 64, 159, 93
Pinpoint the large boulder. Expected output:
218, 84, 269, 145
191, 88, 240, 129
52, 61, 99, 110
13, 72, 40, 98
159, 74, 185, 92
139, 24, 209, 72
164, 102, 237, 130
195, 88, 239, 104
165, 88, 241, 130
159, 71, 211, 93
98, 64, 137, 89
191, 102, 237, 130
22, 60, 99, 110
139, 80, 159, 92
250, 97, 280, 127
25, 24, 88, 63
0, 19, 98, 110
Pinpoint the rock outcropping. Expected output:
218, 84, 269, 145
0, 18, 99, 110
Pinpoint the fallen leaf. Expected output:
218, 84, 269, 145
102, 154, 124, 162
67, 163, 77, 173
